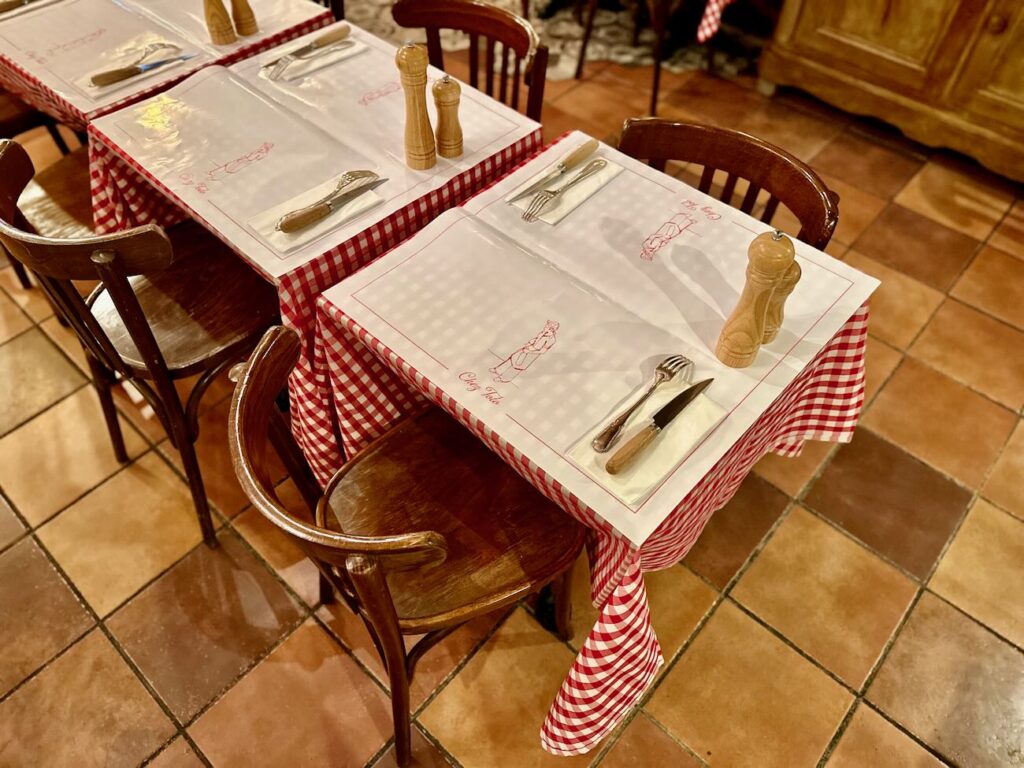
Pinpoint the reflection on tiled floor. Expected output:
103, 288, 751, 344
1, 62, 1022, 767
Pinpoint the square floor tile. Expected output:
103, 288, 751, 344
0, 387, 147, 527
816, 175, 887, 246
147, 737, 205, 768
951, 245, 1024, 329
319, 600, 506, 711
37, 452, 204, 616
982, 420, 1024, 520
38, 314, 88, 373
374, 724, 453, 768
0, 328, 83, 435
804, 430, 971, 579
0, 268, 54, 323
567, 555, 717, 659
863, 358, 1016, 488
682, 474, 789, 589
108, 529, 303, 721
189, 619, 392, 767
852, 205, 980, 291
863, 336, 902, 404
0, 630, 174, 767
909, 299, 1024, 410
419, 608, 590, 768
233, 479, 320, 607
844, 251, 942, 349
988, 199, 1024, 259
825, 705, 943, 768
752, 440, 834, 498
0, 492, 25, 550
867, 593, 1024, 768
895, 158, 1015, 241
647, 600, 852, 768
737, 100, 844, 162
810, 130, 923, 199
733, 507, 916, 687
0, 289, 31, 345
929, 499, 1024, 647
0, 537, 93, 696
599, 712, 703, 768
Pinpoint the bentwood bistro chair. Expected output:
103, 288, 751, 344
0, 139, 279, 546
618, 118, 840, 249
229, 326, 585, 767
392, 0, 548, 121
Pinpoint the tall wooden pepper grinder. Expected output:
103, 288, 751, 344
762, 259, 801, 343
432, 75, 463, 159
204, 0, 237, 45
715, 230, 796, 368
230, 0, 258, 36
395, 43, 436, 170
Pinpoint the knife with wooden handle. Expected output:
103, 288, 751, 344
90, 54, 195, 87
605, 378, 714, 475
507, 138, 599, 203
262, 23, 351, 70
0, 0, 36, 13
276, 177, 386, 233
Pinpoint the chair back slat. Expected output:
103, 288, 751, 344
228, 326, 449, 574
618, 118, 839, 250
392, 0, 546, 121
425, 28, 444, 70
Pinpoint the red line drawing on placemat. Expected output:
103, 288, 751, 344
490, 320, 559, 383
641, 211, 697, 260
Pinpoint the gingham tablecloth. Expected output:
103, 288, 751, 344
697, 0, 735, 42
0, 0, 332, 130
308, 134, 875, 754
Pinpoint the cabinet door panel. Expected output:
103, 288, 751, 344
954, 1, 1024, 134
790, 0, 966, 92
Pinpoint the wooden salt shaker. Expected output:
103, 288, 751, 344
715, 229, 795, 368
762, 259, 801, 343
432, 75, 463, 159
204, 0, 237, 45
230, 0, 258, 36
395, 43, 436, 170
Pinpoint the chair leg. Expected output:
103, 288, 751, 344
319, 571, 336, 604
574, 0, 598, 79
550, 568, 574, 642
9, 257, 33, 290
168, 408, 218, 548
648, 0, 670, 116
44, 123, 71, 155
86, 356, 128, 463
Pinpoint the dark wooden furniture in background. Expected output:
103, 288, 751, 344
229, 326, 585, 767
760, 0, 1024, 181
392, 0, 549, 122
314, 0, 344, 19
619, 117, 839, 249
0, 139, 280, 547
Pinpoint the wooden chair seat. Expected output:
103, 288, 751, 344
1, 89, 51, 138
91, 223, 279, 378
323, 407, 586, 632
18, 146, 92, 239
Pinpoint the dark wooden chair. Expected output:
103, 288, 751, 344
618, 118, 840, 248
0, 139, 280, 547
392, 0, 548, 122
228, 326, 585, 767
1, 88, 70, 154
314, 0, 344, 20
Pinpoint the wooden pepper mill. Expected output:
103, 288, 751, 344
203, 0, 237, 45
715, 230, 796, 368
432, 75, 463, 159
762, 260, 801, 343
230, 0, 258, 36
395, 43, 436, 170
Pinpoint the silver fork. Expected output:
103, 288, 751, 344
522, 158, 607, 222
267, 40, 356, 81
591, 354, 693, 452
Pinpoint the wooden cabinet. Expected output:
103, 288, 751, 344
760, 0, 1024, 181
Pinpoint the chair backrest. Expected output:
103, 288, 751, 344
314, 0, 344, 21
618, 118, 840, 250
391, 0, 547, 122
228, 325, 448, 577
0, 139, 185, 428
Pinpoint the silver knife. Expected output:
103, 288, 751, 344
507, 138, 599, 203
605, 378, 714, 475
276, 177, 387, 233
262, 23, 351, 76
90, 53, 196, 88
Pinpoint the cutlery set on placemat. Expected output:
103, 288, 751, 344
261, 24, 354, 81
90, 42, 193, 87
507, 138, 619, 223
275, 171, 385, 233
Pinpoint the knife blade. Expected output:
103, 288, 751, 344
605, 378, 714, 475
276, 177, 387, 233
90, 53, 196, 88
262, 23, 351, 73
507, 138, 599, 203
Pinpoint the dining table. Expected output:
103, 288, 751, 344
0, 0, 332, 131
311, 130, 879, 755
87, 20, 544, 473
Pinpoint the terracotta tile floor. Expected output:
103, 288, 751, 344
2, 64, 1023, 767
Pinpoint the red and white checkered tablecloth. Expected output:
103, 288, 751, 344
88, 124, 544, 477
0, 10, 331, 131
312, 289, 869, 754
697, 0, 735, 42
